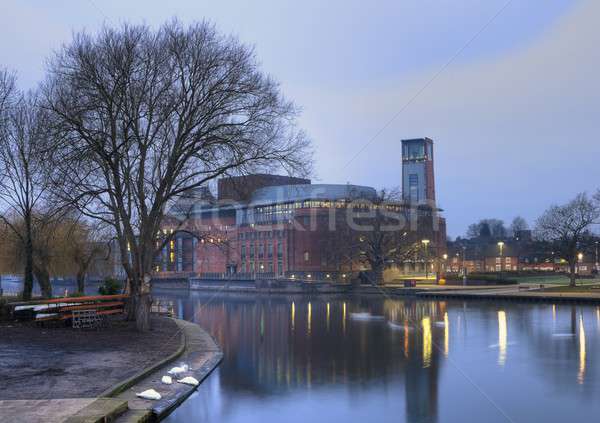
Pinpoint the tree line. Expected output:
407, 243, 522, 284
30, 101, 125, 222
463, 193, 600, 287
0, 20, 311, 330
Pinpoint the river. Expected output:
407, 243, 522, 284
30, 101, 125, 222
154, 291, 600, 423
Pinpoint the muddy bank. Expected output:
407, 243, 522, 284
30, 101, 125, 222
0, 316, 180, 400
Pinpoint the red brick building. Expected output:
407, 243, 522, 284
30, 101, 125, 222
156, 176, 446, 280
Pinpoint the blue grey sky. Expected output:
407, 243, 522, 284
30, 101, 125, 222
2, 0, 598, 237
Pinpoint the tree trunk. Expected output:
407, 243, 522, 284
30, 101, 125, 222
76, 271, 85, 295
125, 278, 137, 321
128, 274, 153, 331
569, 261, 577, 288
135, 275, 152, 332
22, 239, 34, 301
371, 262, 385, 286
135, 292, 152, 332
34, 267, 52, 299
22, 217, 34, 301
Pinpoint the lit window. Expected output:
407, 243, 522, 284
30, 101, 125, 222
304, 251, 310, 262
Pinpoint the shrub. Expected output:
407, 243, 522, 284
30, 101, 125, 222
98, 278, 123, 296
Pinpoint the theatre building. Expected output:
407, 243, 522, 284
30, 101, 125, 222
156, 139, 447, 281
157, 176, 446, 279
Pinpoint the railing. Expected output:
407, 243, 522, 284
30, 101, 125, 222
0, 287, 21, 298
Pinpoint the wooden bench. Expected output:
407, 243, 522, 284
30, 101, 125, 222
27, 295, 129, 325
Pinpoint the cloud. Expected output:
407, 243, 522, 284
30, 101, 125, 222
302, 0, 600, 236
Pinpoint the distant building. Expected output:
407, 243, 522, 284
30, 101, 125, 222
402, 138, 436, 205
446, 234, 598, 276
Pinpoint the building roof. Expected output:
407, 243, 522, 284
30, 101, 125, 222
249, 184, 378, 206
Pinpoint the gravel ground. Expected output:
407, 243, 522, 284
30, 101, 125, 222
0, 316, 180, 400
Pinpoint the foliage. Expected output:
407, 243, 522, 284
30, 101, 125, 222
98, 278, 122, 296
509, 216, 529, 236
466, 219, 507, 239
0, 84, 56, 300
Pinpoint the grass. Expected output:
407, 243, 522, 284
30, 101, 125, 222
513, 275, 600, 286
540, 284, 600, 293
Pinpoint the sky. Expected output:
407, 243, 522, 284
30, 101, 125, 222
1, 0, 598, 237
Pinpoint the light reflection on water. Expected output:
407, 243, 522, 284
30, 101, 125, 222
158, 292, 600, 423
498, 310, 507, 366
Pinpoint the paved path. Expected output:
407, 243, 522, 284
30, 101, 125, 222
0, 399, 96, 423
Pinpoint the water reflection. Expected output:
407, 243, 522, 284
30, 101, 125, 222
422, 317, 432, 368
498, 310, 507, 366
152, 291, 600, 423
579, 314, 586, 385
444, 312, 449, 357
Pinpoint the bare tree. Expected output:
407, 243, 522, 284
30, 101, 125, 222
510, 216, 529, 237
43, 21, 311, 330
64, 219, 109, 294
535, 193, 600, 287
0, 68, 16, 120
327, 189, 431, 285
0, 91, 55, 299
466, 218, 506, 239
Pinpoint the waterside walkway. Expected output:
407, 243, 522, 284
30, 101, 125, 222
0, 317, 221, 423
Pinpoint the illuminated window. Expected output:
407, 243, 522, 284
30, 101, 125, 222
304, 251, 310, 262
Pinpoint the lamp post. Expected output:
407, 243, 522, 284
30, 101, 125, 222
578, 252, 584, 275
462, 246, 467, 286
422, 239, 430, 280
497, 241, 505, 268
440, 253, 448, 284
595, 241, 599, 274
497, 241, 505, 280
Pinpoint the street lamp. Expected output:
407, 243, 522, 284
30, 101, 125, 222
440, 253, 448, 283
497, 241, 505, 271
462, 246, 467, 286
595, 241, 599, 274
422, 239, 430, 280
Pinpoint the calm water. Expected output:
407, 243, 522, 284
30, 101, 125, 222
0, 278, 100, 297
157, 292, 600, 423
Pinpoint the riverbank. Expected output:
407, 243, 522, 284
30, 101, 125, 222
172, 278, 600, 306
415, 284, 600, 304
0, 315, 222, 422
